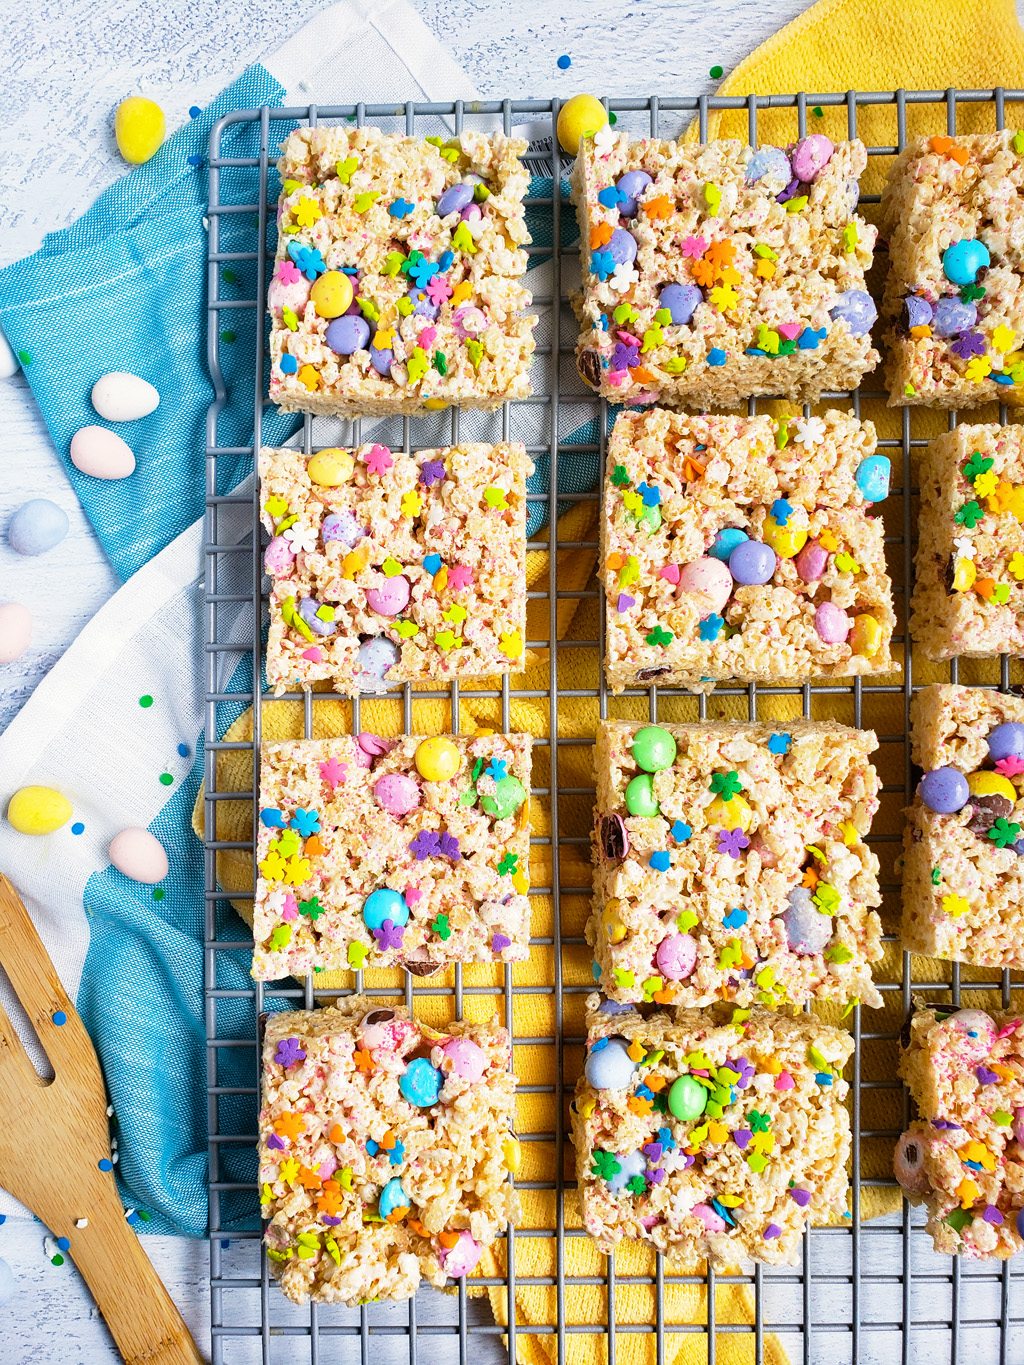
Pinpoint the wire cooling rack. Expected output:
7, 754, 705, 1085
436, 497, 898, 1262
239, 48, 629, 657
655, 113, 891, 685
203, 90, 1024, 1365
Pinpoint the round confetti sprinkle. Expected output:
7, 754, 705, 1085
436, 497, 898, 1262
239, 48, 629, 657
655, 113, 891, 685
138, 1210, 151, 1222
220, 330, 236, 343
52, 1011, 67, 1026
71, 822, 85, 835
56, 1237, 70, 1251
220, 1238, 230, 1249
153, 888, 165, 902
159, 773, 173, 786
0, 1216, 4, 1225
51, 1254, 64, 1266
98, 1159, 113, 1172
187, 154, 202, 168
710, 65, 723, 78
17, 351, 31, 365
557, 54, 571, 69
189, 105, 201, 118
139, 695, 154, 708
222, 268, 238, 284
812, 106, 824, 117
608, 111, 617, 125
177, 743, 190, 758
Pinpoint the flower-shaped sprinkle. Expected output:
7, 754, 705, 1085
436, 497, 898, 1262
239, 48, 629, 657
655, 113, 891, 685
611, 341, 639, 371
953, 536, 977, 560
282, 855, 311, 886
366, 444, 393, 476
407, 255, 438, 287
410, 830, 441, 860
277, 259, 301, 285
942, 894, 969, 917
698, 613, 724, 642
671, 820, 692, 842
793, 416, 826, 447
274, 1037, 306, 1068
593, 123, 616, 153
717, 828, 750, 859
425, 274, 453, 306
590, 250, 615, 281
963, 451, 994, 482
767, 733, 791, 755
287, 243, 326, 281
709, 283, 738, 311
974, 471, 998, 499
319, 757, 347, 787
988, 817, 1022, 848
995, 755, 1024, 776
294, 196, 321, 227
438, 832, 461, 861
682, 234, 707, 259
954, 500, 985, 528
448, 565, 473, 590
951, 331, 986, 360
259, 850, 286, 882
710, 770, 742, 800
486, 758, 508, 781
1009, 552, 1024, 581
290, 808, 321, 837
283, 523, 318, 554
298, 896, 324, 921
609, 261, 640, 292
373, 918, 405, 951
420, 459, 446, 486
401, 490, 423, 518
966, 356, 993, 382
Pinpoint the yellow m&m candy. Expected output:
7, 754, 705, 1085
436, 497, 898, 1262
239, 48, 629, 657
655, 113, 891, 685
7, 786, 73, 836
309, 271, 354, 319
415, 737, 460, 782
115, 97, 166, 165
308, 448, 354, 486
556, 95, 609, 154
967, 771, 1018, 804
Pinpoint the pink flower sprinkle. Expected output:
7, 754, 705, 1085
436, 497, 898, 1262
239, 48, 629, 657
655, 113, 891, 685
777, 322, 802, 340
418, 325, 438, 350
366, 444, 393, 476
301, 647, 323, 662
447, 564, 474, 590
281, 895, 299, 922
682, 235, 707, 259
277, 259, 301, 285
425, 274, 453, 306
996, 756, 1024, 776
319, 757, 347, 788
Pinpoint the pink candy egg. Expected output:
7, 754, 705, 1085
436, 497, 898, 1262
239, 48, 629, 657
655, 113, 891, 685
655, 932, 698, 980
438, 1229, 482, 1278
814, 601, 851, 644
691, 1203, 727, 1234
460, 203, 483, 223
108, 828, 169, 884
453, 306, 487, 339
795, 539, 828, 582
365, 575, 411, 617
678, 557, 733, 614
264, 535, 296, 575
70, 426, 135, 479
790, 134, 834, 182
374, 773, 420, 816
442, 1036, 488, 1082
267, 274, 311, 316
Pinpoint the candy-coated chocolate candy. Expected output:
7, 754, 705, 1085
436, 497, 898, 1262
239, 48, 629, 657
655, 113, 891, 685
855, 455, 890, 503
709, 527, 747, 562
359, 1007, 414, 1053
556, 94, 609, 154
763, 507, 808, 560
407, 286, 439, 319
584, 1037, 636, 1089
692, 1202, 728, 1233
480, 775, 528, 820
893, 1131, 932, 1195
707, 792, 752, 831
503, 1135, 522, 1172
918, 766, 970, 813
115, 96, 166, 165
310, 272, 355, 319
966, 770, 1018, 803
600, 817, 629, 861
369, 341, 394, 376
268, 272, 311, 316
625, 773, 659, 816
615, 170, 653, 216
355, 636, 400, 689
668, 1074, 707, 1121
401, 1057, 443, 1107
943, 239, 990, 286
656, 932, 697, 980
0, 602, 31, 664
744, 145, 792, 191
599, 998, 633, 1014
439, 1229, 482, 1277
631, 725, 678, 773
607, 228, 638, 266
108, 828, 169, 884
7, 785, 72, 836
363, 888, 410, 931
829, 290, 877, 335
442, 1036, 488, 1082
460, 203, 483, 223
366, 575, 411, 617
326, 315, 371, 355
679, 557, 733, 613
988, 722, 1024, 762
814, 601, 851, 644
903, 296, 933, 329
374, 773, 420, 815
659, 283, 702, 325
795, 539, 828, 582
91, 372, 160, 422
781, 886, 832, 954
603, 904, 627, 943
729, 539, 777, 585
950, 556, 976, 592
415, 737, 461, 782
321, 510, 365, 546
437, 183, 475, 217
948, 1008, 996, 1047
790, 134, 834, 182
308, 448, 356, 487
8, 499, 68, 556
70, 426, 135, 479
849, 613, 882, 657
933, 296, 977, 337
378, 1177, 410, 1219
298, 598, 335, 636
606, 1149, 646, 1193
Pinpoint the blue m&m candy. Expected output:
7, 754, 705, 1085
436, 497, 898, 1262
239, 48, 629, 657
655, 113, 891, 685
400, 1057, 443, 1107
942, 239, 990, 286
378, 1177, 410, 1219
363, 888, 409, 931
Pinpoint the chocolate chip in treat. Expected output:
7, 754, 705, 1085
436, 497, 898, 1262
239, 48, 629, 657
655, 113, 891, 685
578, 349, 602, 388
405, 959, 442, 977
635, 667, 670, 683
599, 812, 629, 862
362, 1009, 396, 1028
966, 793, 1013, 835
943, 555, 957, 595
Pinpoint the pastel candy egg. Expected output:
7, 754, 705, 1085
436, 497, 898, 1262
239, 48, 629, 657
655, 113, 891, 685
893, 1131, 932, 1195
460, 203, 483, 223
795, 539, 828, 582
951, 556, 976, 592
625, 773, 659, 816
949, 1008, 996, 1048
0, 330, 18, 379
453, 307, 487, 339
814, 601, 851, 644
325, 315, 371, 354
762, 512, 807, 560
656, 932, 697, 980
850, 613, 882, 657
678, 557, 733, 614
781, 886, 832, 954
855, 456, 890, 503
615, 170, 653, 216
668, 1074, 707, 1121
437, 183, 475, 217
298, 598, 335, 636
365, 575, 411, 617
263, 536, 295, 575
987, 722, 1024, 762
692, 1202, 728, 1234
709, 527, 748, 562
91, 372, 160, 422
967, 770, 1018, 803
790, 134, 834, 182
355, 636, 400, 690
585, 1038, 636, 1089
378, 1177, 410, 1220
480, 775, 528, 820
115, 96, 166, 165
606, 1149, 646, 1193
359, 1008, 413, 1053
400, 1057, 443, 1107
729, 539, 777, 585
943, 239, 990, 286
0, 1258, 15, 1309
374, 773, 420, 816
708, 792, 752, 831
415, 737, 461, 782
607, 228, 638, 266
631, 725, 678, 773
408, 287, 440, 319
0, 603, 31, 663
442, 1037, 488, 1082
369, 342, 393, 376
556, 94, 609, 154
108, 828, 169, 884
310, 271, 354, 319
439, 1229, 482, 1278
321, 510, 365, 546
659, 283, 702, 325
503, 1135, 522, 1172
933, 296, 977, 337
267, 272, 311, 316
603, 902, 627, 943
8, 499, 69, 556
70, 426, 136, 479
744, 145, 792, 191
918, 767, 969, 813
7, 786, 73, 836
829, 290, 877, 336
363, 888, 410, 930
904, 296, 934, 329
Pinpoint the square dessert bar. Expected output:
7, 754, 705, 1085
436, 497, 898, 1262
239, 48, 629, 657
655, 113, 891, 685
902, 684, 1024, 967
253, 732, 532, 980
573, 999, 854, 1269
896, 1006, 1024, 1258
589, 719, 883, 1011
260, 999, 520, 1304
910, 423, 1024, 661
601, 408, 896, 695
260, 442, 531, 696
880, 132, 1024, 409
267, 127, 535, 417
570, 130, 878, 409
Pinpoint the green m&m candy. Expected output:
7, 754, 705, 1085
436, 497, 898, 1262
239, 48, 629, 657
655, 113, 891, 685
668, 1074, 707, 1122
481, 776, 527, 820
631, 725, 677, 773
625, 773, 659, 817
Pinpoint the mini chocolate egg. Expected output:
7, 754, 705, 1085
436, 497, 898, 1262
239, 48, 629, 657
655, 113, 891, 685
374, 773, 420, 816
988, 722, 1024, 762
893, 1131, 932, 1195
442, 1036, 488, 1082
480, 775, 527, 820
556, 94, 609, 154
855, 456, 890, 503
762, 507, 808, 560
668, 1074, 707, 1121
438, 1229, 482, 1278
625, 773, 659, 816
943, 239, 990, 286
354, 636, 400, 690
678, 557, 733, 614
108, 828, 169, 884
814, 600, 851, 644
90, 372, 160, 422
115, 96, 166, 165
436, 183, 475, 217
365, 575, 411, 617
7, 785, 73, 836
918, 767, 969, 813
655, 932, 697, 980
709, 527, 748, 562
325, 315, 370, 354
8, 499, 69, 556
400, 1057, 443, 1107
0, 602, 31, 663
849, 613, 882, 657
606, 228, 638, 266
795, 539, 828, 582
70, 426, 136, 479
781, 886, 832, 954
263, 536, 295, 576
631, 725, 677, 773
729, 539, 776, 585
363, 888, 410, 931
308, 448, 354, 486
615, 170, 653, 216
584, 1037, 635, 1089
378, 1177, 410, 1219
658, 282, 702, 325
829, 290, 877, 335
790, 134, 834, 182
309, 271, 354, 319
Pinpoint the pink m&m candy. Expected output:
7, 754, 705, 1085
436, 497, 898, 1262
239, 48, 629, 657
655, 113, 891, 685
656, 932, 697, 980
439, 1229, 482, 1278
365, 575, 411, 617
691, 1203, 727, 1234
814, 601, 851, 644
678, 557, 733, 614
442, 1036, 488, 1082
268, 272, 311, 316
374, 773, 420, 815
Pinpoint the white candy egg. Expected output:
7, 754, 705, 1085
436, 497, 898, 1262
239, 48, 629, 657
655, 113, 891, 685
108, 828, 169, 884
70, 426, 136, 479
0, 330, 18, 379
0, 603, 31, 663
90, 372, 160, 422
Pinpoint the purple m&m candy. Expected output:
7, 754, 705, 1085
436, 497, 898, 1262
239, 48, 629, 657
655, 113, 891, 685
655, 932, 697, 980
607, 228, 638, 266
814, 600, 851, 644
461, 203, 483, 223
790, 134, 834, 182
298, 597, 336, 636
374, 773, 420, 816
918, 766, 970, 814
659, 283, 701, 325
326, 315, 371, 354
933, 296, 977, 337
729, 539, 777, 586
830, 290, 877, 336
407, 286, 440, 319
321, 510, 366, 547
904, 296, 934, 329
437, 183, 474, 217
987, 722, 1024, 762
365, 575, 411, 617
615, 169, 653, 216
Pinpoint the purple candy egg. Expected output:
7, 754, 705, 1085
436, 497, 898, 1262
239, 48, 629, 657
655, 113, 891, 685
814, 600, 851, 644
795, 539, 828, 582
729, 539, 777, 586
365, 574, 411, 617
264, 535, 295, 575
918, 766, 970, 814
615, 169, 653, 216
655, 932, 698, 981
321, 510, 366, 547
829, 290, 877, 336
599, 998, 634, 1014
987, 722, 1024, 762
326, 315, 371, 355
659, 283, 702, 325
437, 183, 475, 217
904, 296, 934, 329
933, 296, 977, 337
374, 773, 420, 816
369, 344, 393, 377
744, 145, 792, 190
297, 598, 336, 637
780, 886, 832, 954
407, 286, 440, 319
790, 134, 834, 182
460, 203, 483, 223
607, 228, 638, 266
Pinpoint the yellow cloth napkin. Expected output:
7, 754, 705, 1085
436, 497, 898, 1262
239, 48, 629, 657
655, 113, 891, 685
195, 4, 1024, 1358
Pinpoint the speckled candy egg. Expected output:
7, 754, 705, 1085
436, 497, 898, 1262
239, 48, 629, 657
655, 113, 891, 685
363, 889, 410, 931
903, 296, 934, 329
691, 1202, 728, 1234
988, 722, 1024, 762
780, 886, 832, 955
415, 737, 461, 782
855, 456, 890, 503
400, 1057, 443, 1107
943, 239, 990, 286
442, 1036, 488, 1082
108, 828, 169, 884
70, 426, 136, 479
679, 556, 733, 613
933, 296, 977, 337
369, 340, 393, 376
918, 767, 970, 813
744, 145, 792, 192
584, 1037, 636, 1089
8, 499, 68, 556
631, 725, 677, 773
829, 290, 877, 336
321, 510, 365, 547
555, 94, 609, 154
606, 1149, 646, 1193
814, 601, 851, 644
7, 785, 72, 836
615, 170, 653, 216
728, 539, 777, 586
439, 1229, 482, 1278
263, 536, 295, 575
453, 306, 488, 339
310, 271, 354, 318
354, 636, 400, 690
308, 448, 354, 487
374, 773, 420, 816
407, 287, 440, 319
437, 183, 475, 217
365, 575, 411, 617
762, 505, 808, 560
790, 134, 834, 182
606, 228, 638, 266
655, 932, 697, 980
658, 283, 702, 325
480, 775, 527, 820
325, 315, 370, 354
268, 271, 311, 316
91, 372, 160, 422
0, 602, 31, 664
298, 598, 336, 636
948, 1008, 997, 1056
359, 1008, 414, 1054
795, 539, 828, 582
709, 527, 748, 562
378, 1177, 409, 1220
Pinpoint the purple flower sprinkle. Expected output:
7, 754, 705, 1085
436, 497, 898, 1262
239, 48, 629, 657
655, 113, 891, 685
438, 831, 462, 861
419, 460, 446, 486
410, 830, 441, 860
983, 1204, 1004, 1226
373, 918, 405, 951
789, 1188, 812, 1208
610, 341, 640, 372
274, 1036, 307, 1069
763, 1223, 782, 1240
267, 1133, 286, 1150
951, 330, 986, 360
493, 933, 512, 953
976, 1065, 1000, 1085
728, 1056, 755, 1088
716, 827, 750, 859
733, 1129, 752, 1150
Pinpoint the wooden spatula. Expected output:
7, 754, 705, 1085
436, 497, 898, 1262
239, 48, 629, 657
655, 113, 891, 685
0, 873, 206, 1365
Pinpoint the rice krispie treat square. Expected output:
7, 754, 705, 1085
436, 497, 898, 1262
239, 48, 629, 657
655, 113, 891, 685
267, 127, 536, 417
260, 999, 520, 1304
902, 684, 1024, 967
570, 129, 878, 409
600, 408, 896, 695
572, 999, 853, 1269
880, 132, 1024, 409
260, 442, 532, 696
253, 732, 532, 980
589, 719, 883, 1011
909, 424, 1024, 661
896, 1005, 1024, 1258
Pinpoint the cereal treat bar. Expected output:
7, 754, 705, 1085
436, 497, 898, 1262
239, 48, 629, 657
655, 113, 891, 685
880, 132, 1024, 408
601, 408, 896, 695
260, 442, 531, 696
260, 999, 520, 1304
570, 128, 878, 409
910, 424, 1024, 662
253, 732, 531, 980
590, 719, 883, 1011
268, 126, 536, 416
902, 684, 1024, 967
896, 1006, 1024, 1258
573, 999, 853, 1269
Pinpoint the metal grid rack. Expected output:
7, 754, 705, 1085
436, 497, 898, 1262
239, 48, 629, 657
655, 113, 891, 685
203, 89, 1024, 1365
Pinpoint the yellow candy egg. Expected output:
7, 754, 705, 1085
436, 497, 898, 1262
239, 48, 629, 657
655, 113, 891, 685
307, 448, 355, 486
502, 1136, 522, 1173
951, 557, 977, 592
603, 900, 628, 944
415, 737, 461, 782
967, 771, 1018, 803
309, 272, 354, 319
7, 785, 73, 836
556, 95, 609, 154
762, 511, 808, 560
850, 613, 882, 657
707, 793, 753, 831
115, 97, 166, 166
